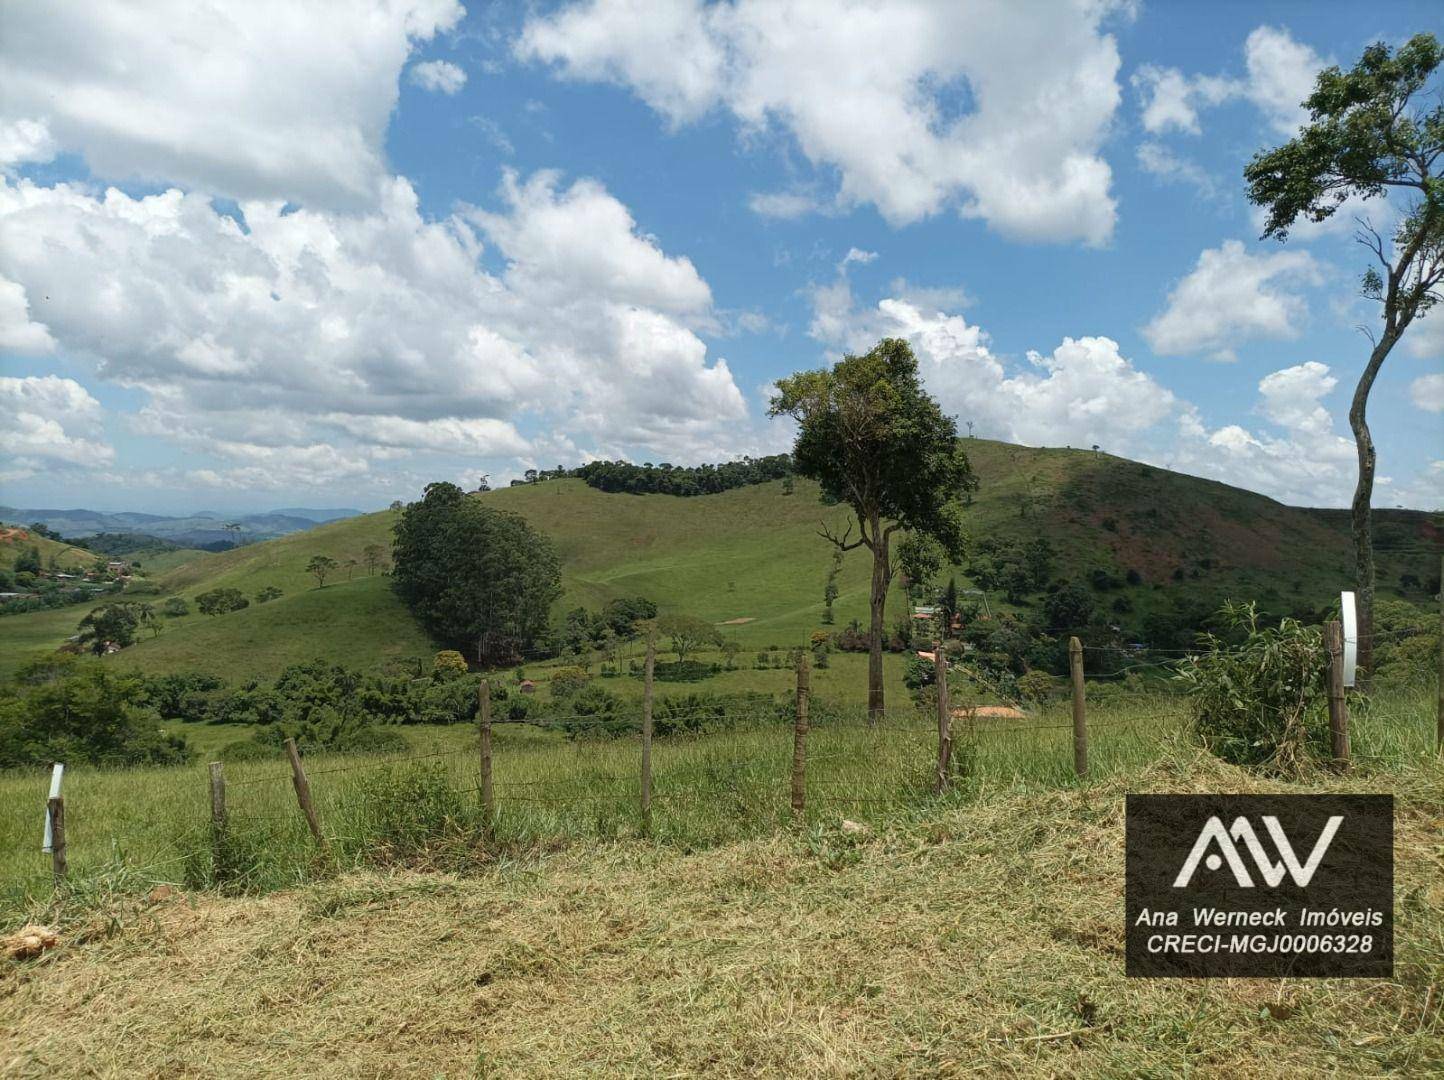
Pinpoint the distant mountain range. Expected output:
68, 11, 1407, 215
0, 506, 363, 549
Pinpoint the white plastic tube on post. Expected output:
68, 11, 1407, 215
42, 762, 63, 853
1340, 591, 1358, 689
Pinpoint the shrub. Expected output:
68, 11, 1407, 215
162, 596, 190, 617
197, 587, 248, 616
0, 661, 191, 768
255, 585, 284, 604
433, 650, 469, 677
1016, 670, 1060, 703
550, 666, 590, 699
648, 660, 715, 683
1174, 601, 1329, 775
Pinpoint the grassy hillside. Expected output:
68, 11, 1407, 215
1, 439, 1438, 681
0, 528, 92, 573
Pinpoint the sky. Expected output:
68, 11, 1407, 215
0, 0, 1441, 515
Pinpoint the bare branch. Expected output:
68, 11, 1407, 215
818, 519, 866, 552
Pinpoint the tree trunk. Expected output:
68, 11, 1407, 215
867, 524, 890, 725
1348, 332, 1397, 688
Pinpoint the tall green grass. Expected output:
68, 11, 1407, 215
1, 684, 1433, 924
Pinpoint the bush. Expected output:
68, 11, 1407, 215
1175, 602, 1329, 775
197, 587, 248, 616
550, 666, 590, 699
647, 660, 715, 683
162, 596, 190, 617
255, 585, 284, 604
0, 661, 191, 768
433, 650, 469, 677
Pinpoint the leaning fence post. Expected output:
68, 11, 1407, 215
792, 650, 810, 819
934, 641, 951, 792
208, 760, 228, 881
283, 737, 325, 846
1069, 636, 1088, 778
1325, 619, 1351, 770
641, 636, 656, 836
48, 797, 66, 885
479, 680, 494, 839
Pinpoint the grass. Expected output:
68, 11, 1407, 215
0, 740, 1438, 1077
2, 439, 1437, 682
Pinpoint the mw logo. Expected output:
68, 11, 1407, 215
1173, 815, 1345, 888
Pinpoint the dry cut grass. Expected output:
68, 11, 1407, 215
2, 746, 1440, 1078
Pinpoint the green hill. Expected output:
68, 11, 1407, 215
1, 439, 1438, 681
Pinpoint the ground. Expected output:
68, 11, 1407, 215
2, 750, 1439, 1078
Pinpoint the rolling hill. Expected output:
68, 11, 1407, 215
1, 439, 1438, 681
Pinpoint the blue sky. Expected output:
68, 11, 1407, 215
0, 0, 1440, 514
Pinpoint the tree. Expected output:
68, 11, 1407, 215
196, 587, 249, 616
822, 548, 843, 624
76, 602, 153, 653
363, 543, 386, 576
14, 546, 41, 575
255, 585, 283, 604
656, 613, 722, 661
391, 481, 562, 664
1245, 33, 1443, 683
770, 338, 976, 720
307, 555, 339, 588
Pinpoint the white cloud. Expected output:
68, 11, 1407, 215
0, 167, 748, 488
807, 275, 1176, 453
1135, 142, 1216, 198
1404, 312, 1444, 361
519, 0, 1125, 243
1241, 25, 1320, 136
0, 0, 464, 207
0, 374, 114, 480
410, 59, 468, 94
0, 276, 55, 352
1143, 240, 1321, 360
1132, 25, 1321, 140
1410, 372, 1444, 413
1169, 361, 1356, 507
748, 189, 826, 220
0, 118, 56, 171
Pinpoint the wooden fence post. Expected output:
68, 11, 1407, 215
1069, 636, 1088, 778
1325, 620, 1351, 770
283, 737, 325, 845
48, 796, 66, 884
792, 650, 809, 819
641, 636, 655, 836
209, 761, 227, 833
1436, 553, 1442, 756
934, 642, 951, 792
479, 680, 494, 839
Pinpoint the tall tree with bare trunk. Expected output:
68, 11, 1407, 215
770, 338, 976, 722
1245, 32, 1443, 684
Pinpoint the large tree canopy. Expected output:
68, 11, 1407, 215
770, 338, 976, 719
392, 482, 562, 665
1245, 32, 1442, 682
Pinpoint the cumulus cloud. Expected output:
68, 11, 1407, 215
1169, 361, 1355, 507
0, 0, 464, 207
410, 59, 468, 94
0, 167, 747, 488
1143, 240, 1321, 360
519, 0, 1125, 243
0, 276, 55, 352
0, 118, 56, 171
1411, 372, 1444, 413
807, 274, 1176, 453
1133, 25, 1322, 139
0, 374, 114, 481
